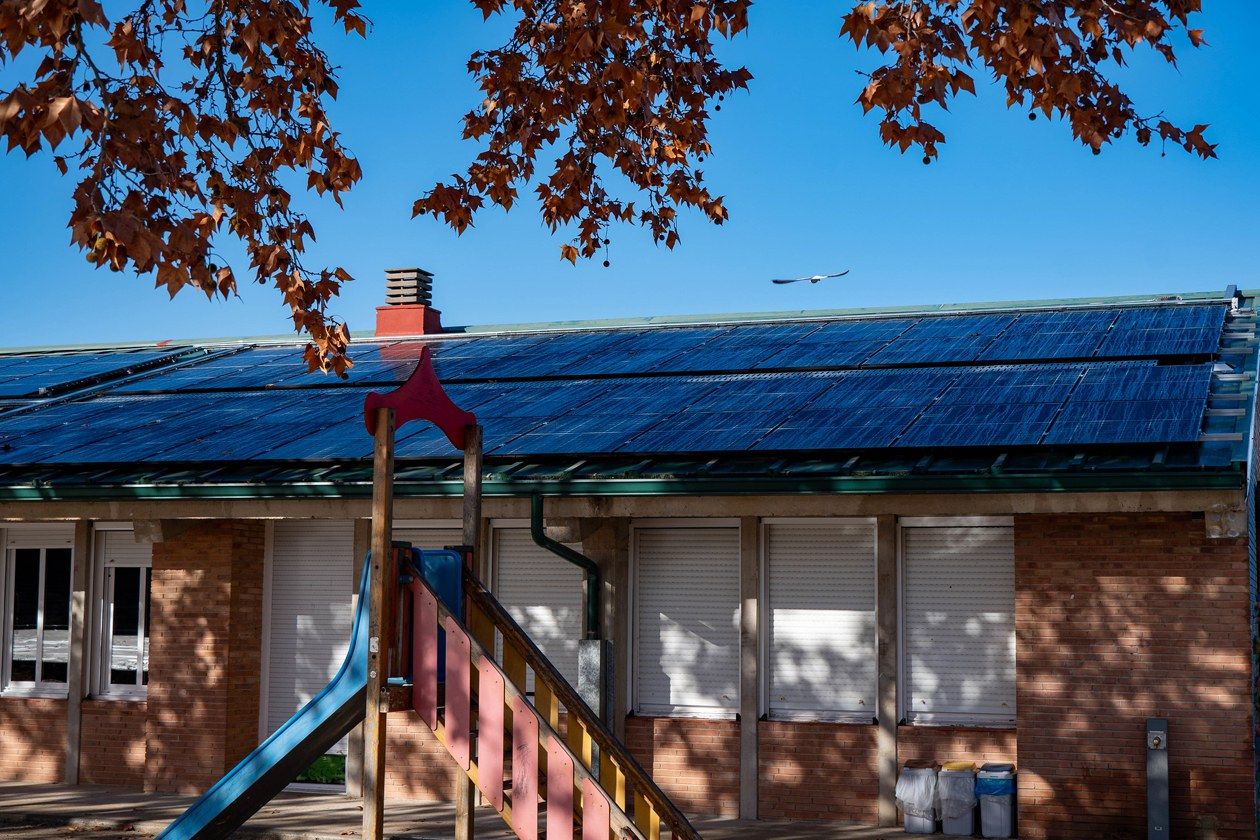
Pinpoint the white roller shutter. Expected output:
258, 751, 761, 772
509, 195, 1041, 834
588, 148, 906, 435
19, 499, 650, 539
902, 525, 1015, 724
766, 522, 876, 719
4, 524, 74, 549
100, 530, 151, 566
266, 521, 354, 751
634, 526, 740, 716
394, 527, 464, 554
492, 528, 583, 686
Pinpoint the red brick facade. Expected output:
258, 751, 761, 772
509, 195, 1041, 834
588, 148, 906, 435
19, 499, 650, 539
384, 710, 460, 800
0, 511, 1253, 839
0, 697, 65, 782
626, 715, 741, 817
1015, 513, 1255, 839
144, 520, 265, 793
759, 720, 878, 822
79, 700, 147, 787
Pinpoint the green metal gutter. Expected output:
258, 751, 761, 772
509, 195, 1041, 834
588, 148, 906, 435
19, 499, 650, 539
0, 469, 1243, 501
531, 494, 601, 640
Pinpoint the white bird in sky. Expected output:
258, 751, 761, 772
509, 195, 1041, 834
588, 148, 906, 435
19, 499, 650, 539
771, 269, 851, 285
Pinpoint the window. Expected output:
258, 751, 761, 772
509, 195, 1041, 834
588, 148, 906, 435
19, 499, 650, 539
901, 520, 1015, 725
2, 526, 75, 694
633, 524, 740, 717
764, 521, 876, 720
95, 529, 153, 697
492, 526, 583, 687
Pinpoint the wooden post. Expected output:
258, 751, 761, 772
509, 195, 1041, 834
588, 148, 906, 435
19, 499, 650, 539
64, 521, 92, 785
455, 424, 483, 840
363, 408, 396, 840
876, 514, 899, 826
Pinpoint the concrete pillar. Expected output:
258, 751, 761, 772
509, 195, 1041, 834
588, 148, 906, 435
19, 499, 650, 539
580, 517, 629, 738
63, 521, 92, 785
739, 517, 760, 820
876, 514, 899, 826
347, 518, 371, 798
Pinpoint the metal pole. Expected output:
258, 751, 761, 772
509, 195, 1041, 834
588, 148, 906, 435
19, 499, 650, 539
363, 406, 395, 840
455, 424, 483, 840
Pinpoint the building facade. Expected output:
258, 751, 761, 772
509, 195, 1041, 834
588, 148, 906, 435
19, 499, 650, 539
0, 281, 1255, 838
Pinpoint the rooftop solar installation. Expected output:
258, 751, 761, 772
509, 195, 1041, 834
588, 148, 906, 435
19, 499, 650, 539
0, 348, 179, 398
0, 297, 1240, 470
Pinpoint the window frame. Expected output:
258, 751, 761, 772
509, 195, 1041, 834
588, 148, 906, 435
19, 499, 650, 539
0, 527, 76, 698
91, 525, 152, 701
759, 517, 878, 724
897, 515, 1016, 728
628, 518, 742, 720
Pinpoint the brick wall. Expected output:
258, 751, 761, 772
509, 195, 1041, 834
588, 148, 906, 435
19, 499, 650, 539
1015, 513, 1255, 840
896, 724, 1017, 767
626, 716, 740, 817
79, 700, 147, 786
145, 520, 265, 794
384, 710, 460, 800
0, 697, 65, 782
759, 720, 877, 822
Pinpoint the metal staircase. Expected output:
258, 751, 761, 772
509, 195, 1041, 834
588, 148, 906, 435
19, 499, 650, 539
403, 557, 700, 840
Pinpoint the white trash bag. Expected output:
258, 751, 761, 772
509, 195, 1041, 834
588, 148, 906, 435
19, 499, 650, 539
895, 767, 938, 819
938, 771, 975, 819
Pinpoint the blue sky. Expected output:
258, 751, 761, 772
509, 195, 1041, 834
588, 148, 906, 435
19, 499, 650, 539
1, 2, 1255, 346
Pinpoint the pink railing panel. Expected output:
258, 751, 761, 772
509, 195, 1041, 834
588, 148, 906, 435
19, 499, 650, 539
581, 777, 610, 840
511, 695, 539, 840
546, 735, 575, 840
476, 657, 505, 811
412, 585, 438, 730
444, 617, 471, 770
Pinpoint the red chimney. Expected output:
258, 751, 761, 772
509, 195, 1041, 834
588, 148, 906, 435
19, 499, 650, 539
375, 267, 443, 336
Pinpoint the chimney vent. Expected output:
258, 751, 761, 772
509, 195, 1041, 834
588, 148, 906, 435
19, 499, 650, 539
384, 267, 434, 307
375, 267, 443, 336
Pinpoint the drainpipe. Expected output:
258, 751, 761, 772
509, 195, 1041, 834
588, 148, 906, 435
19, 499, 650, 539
530, 494, 600, 640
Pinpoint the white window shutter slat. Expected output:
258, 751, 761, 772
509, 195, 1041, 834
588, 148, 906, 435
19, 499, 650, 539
634, 527, 740, 716
492, 528, 584, 687
902, 526, 1015, 723
266, 520, 354, 751
766, 523, 876, 718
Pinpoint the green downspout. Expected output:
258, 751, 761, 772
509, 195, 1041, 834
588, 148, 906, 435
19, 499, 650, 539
531, 493, 600, 640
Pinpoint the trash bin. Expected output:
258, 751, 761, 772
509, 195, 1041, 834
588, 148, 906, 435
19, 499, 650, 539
977, 762, 1016, 839
896, 759, 939, 834
939, 761, 976, 837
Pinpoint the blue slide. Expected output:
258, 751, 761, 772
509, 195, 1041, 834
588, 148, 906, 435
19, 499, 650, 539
156, 548, 463, 840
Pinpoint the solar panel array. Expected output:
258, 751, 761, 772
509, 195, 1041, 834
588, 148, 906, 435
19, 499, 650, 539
0, 348, 177, 398
0, 302, 1229, 464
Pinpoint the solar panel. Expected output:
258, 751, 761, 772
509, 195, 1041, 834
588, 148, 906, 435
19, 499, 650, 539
896, 364, 1084, 447
979, 310, 1118, 361
1095, 305, 1225, 358
755, 318, 915, 369
649, 323, 824, 373
864, 314, 1016, 366
1043, 362, 1211, 444
0, 349, 176, 398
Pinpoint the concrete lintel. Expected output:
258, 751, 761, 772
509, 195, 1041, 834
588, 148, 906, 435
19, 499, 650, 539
0, 488, 1240, 523
132, 519, 194, 544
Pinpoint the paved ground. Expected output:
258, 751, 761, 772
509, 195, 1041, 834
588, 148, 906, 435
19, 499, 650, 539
0, 783, 919, 839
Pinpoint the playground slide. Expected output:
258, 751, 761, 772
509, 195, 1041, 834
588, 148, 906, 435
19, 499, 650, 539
155, 559, 373, 840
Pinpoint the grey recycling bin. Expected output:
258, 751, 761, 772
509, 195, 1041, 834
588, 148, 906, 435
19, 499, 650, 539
939, 761, 976, 836
977, 762, 1016, 839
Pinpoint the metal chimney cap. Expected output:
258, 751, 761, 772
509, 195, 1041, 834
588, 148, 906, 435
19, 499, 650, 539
384, 267, 434, 307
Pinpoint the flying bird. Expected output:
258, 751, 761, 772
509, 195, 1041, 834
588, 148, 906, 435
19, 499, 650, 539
771, 269, 850, 285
